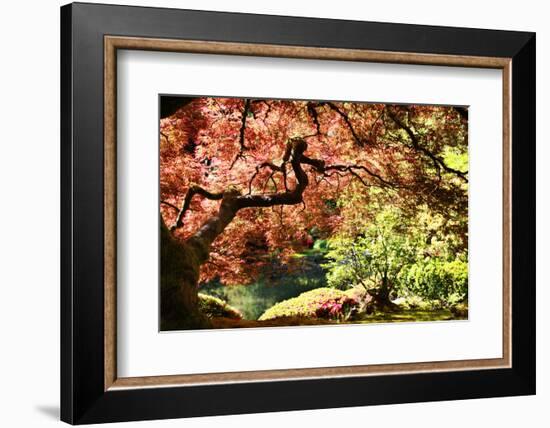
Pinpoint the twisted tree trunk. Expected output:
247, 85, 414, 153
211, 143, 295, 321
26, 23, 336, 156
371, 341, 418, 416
160, 194, 241, 329
161, 139, 311, 329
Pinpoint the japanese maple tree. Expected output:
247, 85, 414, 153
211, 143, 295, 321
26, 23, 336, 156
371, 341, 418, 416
159, 96, 467, 329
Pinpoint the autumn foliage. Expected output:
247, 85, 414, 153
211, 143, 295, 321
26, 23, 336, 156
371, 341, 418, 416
160, 96, 468, 294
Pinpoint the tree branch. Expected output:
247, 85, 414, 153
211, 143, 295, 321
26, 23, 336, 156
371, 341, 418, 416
170, 138, 398, 251
247, 161, 287, 194
301, 154, 326, 172
323, 102, 365, 146
161, 200, 180, 212
323, 164, 395, 188
386, 108, 468, 182
170, 185, 224, 231
238, 99, 251, 150
236, 138, 309, 209
307, 102, 322, 136
306, 101, 365, 146
230, 98, 252, 169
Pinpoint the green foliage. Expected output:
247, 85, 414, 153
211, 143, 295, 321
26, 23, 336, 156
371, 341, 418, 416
399, 257, 468, 302
198, 293, 243, 319
313, 239, 329, 251
442, 146, 468, 172
258, 288, 359, 321
323, 207, 415, 298
323, 194, 468, 305
393, 295, 440, 311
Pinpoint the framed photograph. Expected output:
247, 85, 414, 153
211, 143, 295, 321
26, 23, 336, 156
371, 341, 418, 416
61, 2, 535, 424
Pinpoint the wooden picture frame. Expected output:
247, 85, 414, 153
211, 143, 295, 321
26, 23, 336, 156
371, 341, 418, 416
61, 2, 535, 424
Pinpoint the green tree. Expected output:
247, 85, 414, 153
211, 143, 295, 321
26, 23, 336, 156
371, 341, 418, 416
324, 208, 415, 304
324, 202, 468, 307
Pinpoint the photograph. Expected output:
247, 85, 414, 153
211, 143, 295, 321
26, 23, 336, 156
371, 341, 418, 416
159, 95, 469, 331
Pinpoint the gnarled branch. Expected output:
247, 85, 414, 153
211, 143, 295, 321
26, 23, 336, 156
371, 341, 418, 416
230, 98, 252, 169
324, 164, 395, 188
387, 108, 468, 183
161, 200, 180, 212
307, 102, 322, 136
170, 185, 224, 231
237, 138, 309, 209
170, 139, 311, 246
238, 99, 251, 151
323, 102, 365, 146
170, 138, 397, 249
248, 161, 287, 194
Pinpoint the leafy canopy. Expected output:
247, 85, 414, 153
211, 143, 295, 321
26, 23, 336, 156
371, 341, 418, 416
160, 98, 468, 285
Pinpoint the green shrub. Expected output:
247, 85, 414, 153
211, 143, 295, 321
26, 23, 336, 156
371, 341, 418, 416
258, 288, 359, 321
313, 239, 329, 251
198, 293, 243, 319
323, 208, 415, 298
393, 295, 443, 311
399, 258, 468, 302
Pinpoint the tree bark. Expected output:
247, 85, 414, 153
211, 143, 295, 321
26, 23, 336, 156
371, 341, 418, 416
160, 195, 240, 330
160, 217, 206, 330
